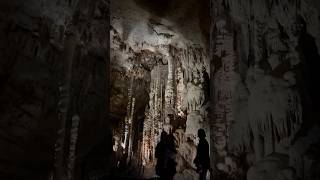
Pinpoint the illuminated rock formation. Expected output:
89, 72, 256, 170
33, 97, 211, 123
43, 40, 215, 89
211, 0, 320, 180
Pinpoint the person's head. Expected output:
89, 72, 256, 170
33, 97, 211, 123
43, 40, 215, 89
160, 131, 167, 141
165, 116, 170, 123
198, 129, 206, 139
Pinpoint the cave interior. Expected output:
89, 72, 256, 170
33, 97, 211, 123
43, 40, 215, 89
0, 0, 320, 180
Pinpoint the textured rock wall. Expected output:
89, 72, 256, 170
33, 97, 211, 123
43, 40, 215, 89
0, 0, 110, 179
210, 0, 320, 179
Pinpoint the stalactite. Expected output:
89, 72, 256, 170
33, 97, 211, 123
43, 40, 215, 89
165, 56, 175, 116
127, 97, 135, 162
142, 63, 160, 165
124, 74, 134, 152
245, 74, 303, 157
160, 73, 164, 131
154, 64, 160, 143
142, 106, 150, 165
176, 64, 186, 117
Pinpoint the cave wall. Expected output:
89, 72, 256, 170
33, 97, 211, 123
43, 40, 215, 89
0, 0, 110, 179
210, 0, 320, 179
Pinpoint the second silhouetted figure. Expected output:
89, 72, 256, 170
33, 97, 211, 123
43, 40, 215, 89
194, 129, 210, 180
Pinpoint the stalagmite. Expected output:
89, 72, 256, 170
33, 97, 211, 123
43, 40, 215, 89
176, 65, 185, 117
124, 73, 134, 152
67, 115, 80, 180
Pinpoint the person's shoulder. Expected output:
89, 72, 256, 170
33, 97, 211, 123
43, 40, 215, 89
200, 138, 208, 143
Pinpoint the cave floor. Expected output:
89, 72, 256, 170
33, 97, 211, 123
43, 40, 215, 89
111, 176, 159, 180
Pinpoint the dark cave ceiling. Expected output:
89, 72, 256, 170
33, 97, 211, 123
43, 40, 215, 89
134, 0, 210, 44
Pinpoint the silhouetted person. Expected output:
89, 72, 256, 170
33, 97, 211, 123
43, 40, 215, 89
155, 131, 167, 177
155, 131, 177, 180
194, 129, 210, 180
165, 133, 177, 180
